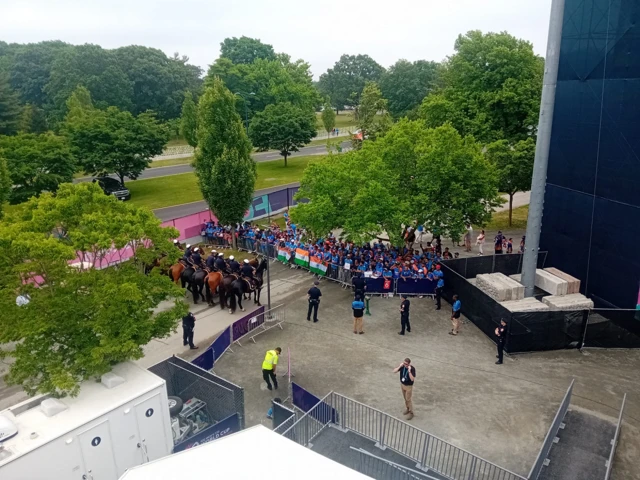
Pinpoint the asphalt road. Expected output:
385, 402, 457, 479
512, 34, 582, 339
153, 182, 301, 221
75, 141, 350, 183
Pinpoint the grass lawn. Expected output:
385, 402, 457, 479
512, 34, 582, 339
127, 154, 324, 210
150, 156, 194, 169
316, 111, 356, 130
166, 138, 189, 147
484, 205, 529, 231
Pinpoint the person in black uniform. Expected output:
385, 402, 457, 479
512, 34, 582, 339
399, 294, 411, 335
352, 272, 366, 299
228, 255, 240, 273
182, 312, 198, 350
214, 253, 227, 273
191, 247, 203, 268
495, 319, 507, 364
206, 250, 217, 270
241, 259, 256, 285
307, 280, 322, 322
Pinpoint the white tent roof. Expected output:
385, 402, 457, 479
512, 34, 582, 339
120, 425, 371, 480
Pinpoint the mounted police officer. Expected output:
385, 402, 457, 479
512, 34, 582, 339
185, 244, 193, 257
191, 247, 203, 269
228, 255, 241, 274
215, 252, 228, 273
241, 258, 256, 286
206, 250, 217, 270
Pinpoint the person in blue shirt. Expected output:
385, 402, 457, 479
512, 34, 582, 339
433, 265, 444, 280
352, 295, 365, 334
266, 397, 283, 419
392, 265, 401, 280
400, 263, 412, 281
450, 295, 462, 336
435, 276, 444, 310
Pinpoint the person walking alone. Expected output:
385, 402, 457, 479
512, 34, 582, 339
476, 230, 485, 256
449, 295, 462, 336
398, 294, 411, 335
262, 347, 281, 390
352, 295, 365, 334
182, 313, 198, 350
393, 358, 416, 420
495, 319, 507, 364
307, 280, 322, 322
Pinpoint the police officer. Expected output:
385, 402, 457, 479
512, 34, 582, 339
399, 294, 411, 335
206, 250, 217, 270
435, 276, 444, 310
215, 252, 227, 273
185, 244, 192, 257
228, 255, 240, 273
495, 319, 507, 364
241, 258, 256, 284
191, 247, 203, 268
182, 312, 198, 350
307, 280, 322, 323
352, 272, 366, 299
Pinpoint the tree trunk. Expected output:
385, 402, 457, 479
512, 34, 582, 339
118, 173, 125, 186
335, 107, 340, 115
231, 225, 237, 250
283, 153, 288, 167
509, 193, 514, 227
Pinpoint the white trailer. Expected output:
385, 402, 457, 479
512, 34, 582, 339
0, 362, 173, 480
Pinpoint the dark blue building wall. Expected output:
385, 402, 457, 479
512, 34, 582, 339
541, 0, 640, 307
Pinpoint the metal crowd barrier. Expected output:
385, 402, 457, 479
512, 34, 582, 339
279, 391, 527, 480
528, 379, 574, 480
605, 394, 626, 480
350, 447, 439, 480
247, 303, 286, 344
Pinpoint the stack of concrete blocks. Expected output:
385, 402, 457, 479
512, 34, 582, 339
510, 270, 569, 296
542, 294, 594, 311
501, 297, 550, 312
475, 273, 524, 302
543, 268, 581, 294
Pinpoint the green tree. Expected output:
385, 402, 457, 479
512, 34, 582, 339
0, 72, 21, 135
486, 138, 536, 226
0, 182, 187, 396
292, 121, 502, 243
64, 85, 94, 122
0, 155, 10, 217
0, 133, 76, 203
356, 82, 390, 142
317, 54, 385, 113
249, 102, 316, 166
65, 106, 168, 185
321, 100, 336, 137
18, 104, 48, 133
194, 77, 255, 248
219, 36, 277, 64
180, 91, 198, 147
420, 30, 543, 144
379, 59, 439, 119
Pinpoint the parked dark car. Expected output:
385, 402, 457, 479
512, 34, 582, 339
93, 177, 131, 201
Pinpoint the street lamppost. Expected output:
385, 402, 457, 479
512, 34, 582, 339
234, 91, 255, 134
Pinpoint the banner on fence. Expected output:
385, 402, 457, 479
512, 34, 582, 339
396, 278, 437, 295
292, 382, 336, 424
294, 248, 309, 267
232, 306, 266, 342
310, 256, 327, 276
173, 413, 240, 452
191, 347, 214, 371
211, 326, 232, 363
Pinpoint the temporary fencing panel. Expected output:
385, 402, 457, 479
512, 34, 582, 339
582, 309, 640, 348
272, 402, 296, 431
508, 311, 587, 353
396, 278, 436, 296
173, 413, 240, 453
231, 306, 266, 344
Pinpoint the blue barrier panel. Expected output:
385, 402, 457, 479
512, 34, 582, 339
396, 278, 436, 295
211, 327, 231, 363
292, 383, 336, 424
191, 347, 214, 371
365, 277, 393, 294
173, 413, 240, 452
231, 306, 265, 342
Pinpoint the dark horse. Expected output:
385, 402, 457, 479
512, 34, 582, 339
180, 266, 207, 304
226, 258, 268, 314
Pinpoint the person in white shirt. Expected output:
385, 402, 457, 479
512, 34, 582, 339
476, 230, 485, 255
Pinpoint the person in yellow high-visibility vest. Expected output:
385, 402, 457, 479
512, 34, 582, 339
262, 347, 281, 391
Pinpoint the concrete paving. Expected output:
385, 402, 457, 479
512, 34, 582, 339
209, 263, 639, 479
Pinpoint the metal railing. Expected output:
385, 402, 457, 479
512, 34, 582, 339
604, 393, 626, 480
279, 391, 527, 480
247, 303, 286, 343
350, 447, 440, 480
528, 379, 574, 480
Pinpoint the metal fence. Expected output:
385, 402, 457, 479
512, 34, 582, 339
528, 380, 574, 480
350, 447, 439, 480
279, 391, 527, 480
605, 394, 627, 480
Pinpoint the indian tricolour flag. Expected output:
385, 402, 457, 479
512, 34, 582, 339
278, 247, 291, 262
294, 248, 310, 267
310, 256, 328, 276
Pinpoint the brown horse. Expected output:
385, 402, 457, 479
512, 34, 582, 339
168, 262, 185, 284
204, 271, 223, 306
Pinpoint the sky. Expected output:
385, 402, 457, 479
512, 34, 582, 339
0, 0, 553, 78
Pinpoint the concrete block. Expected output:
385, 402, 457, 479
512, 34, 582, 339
500, 298, 550, 312
542, 293, 594, 311
510, 270, 568, 296
476, 273, 524, 302
544, 268, 580, 294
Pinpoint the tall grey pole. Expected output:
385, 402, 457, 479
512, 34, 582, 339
522, 0, 566, 297
266, 248, 272, 311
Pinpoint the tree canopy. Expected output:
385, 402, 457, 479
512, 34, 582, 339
0, 155, 10, 217
420, 31, 544, 144
180, 90, 198, 147
317, 54, 385, 112
65, 102, 168, 185
0, 132, 76, 203
249, 102, 316, 166
321, 100, 336, 136
0, 182, 188, 396
219, 36, 277, 64
379, 59, 439, 119
0, 71, 21, 135
291, 121, 502, 244
194, 77, 256, 245
356, 82, 391, 142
